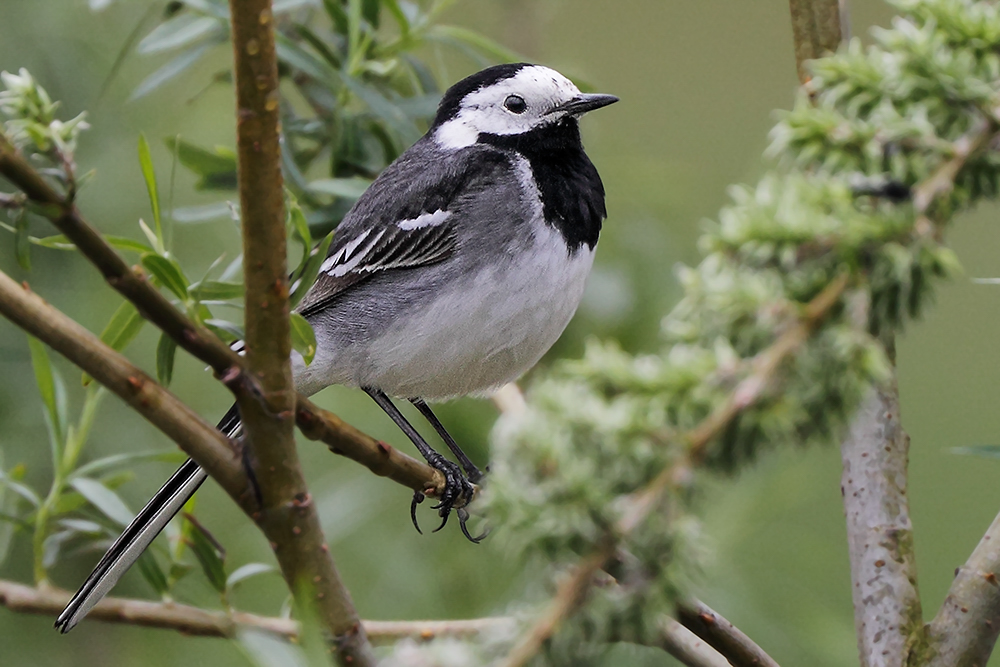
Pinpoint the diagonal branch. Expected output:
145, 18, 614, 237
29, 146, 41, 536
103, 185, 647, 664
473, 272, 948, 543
658, 616, 732, 667
0, 134, 445, 500
0, 579, 513, 644
0, 269, 248, 506
499, 276, 849, 667
677, 598, 781, 667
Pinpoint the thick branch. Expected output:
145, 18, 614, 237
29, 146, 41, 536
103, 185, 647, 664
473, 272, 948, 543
0, 133, 444, 499
841, 374, 923, 667
500, 277, 849, 667
677, 599, 781, 667
0, 269, 247, 505
923, 519, 1000, 665
226, 1, 372, 664
658, 617, 732, 667
0, 580, 511, 644
788, 0, 846, 84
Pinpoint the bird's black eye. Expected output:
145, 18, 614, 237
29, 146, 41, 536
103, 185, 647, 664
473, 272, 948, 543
503, 95, 527, 114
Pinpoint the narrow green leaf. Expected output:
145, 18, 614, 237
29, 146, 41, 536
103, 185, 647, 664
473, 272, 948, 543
27, 336, 62, 453
137, 551, 170, 596
226, 562, 277, 589
290, 313, 317, 366
13, 209, 30, 270
361, 0, 379, 28
290, 231, 333, 308
0, 453, 16, 569
130, 41, 217, 101
952, 445, 1000, 458
275, 33, 340, 85
189, 280, 244, 301
322, 0, 348, 35
427, 24, 523, 64
171, 201, 235, 223
287, 196, 311, 250
71, 450, 187, 480
272, 0, 320, 13
138, 133, 163, 247
184, 514, 226, 593
83, 301, 146, 386
156, 332, 178, 386
341, 75, 421, 143
307, 177, 371, 200
57, 518, 105, 535
238, 628, 311, 667
70, 478, 134, 527
163, 137, 238, 190
383, 0, 410, 38
141, 253, 190, 300
0, 467, 41, 508
292, 24, 342, 69
137, 14, 223, 54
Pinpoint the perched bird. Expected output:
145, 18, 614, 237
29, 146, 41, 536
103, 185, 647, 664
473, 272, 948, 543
56, 63, 617, 632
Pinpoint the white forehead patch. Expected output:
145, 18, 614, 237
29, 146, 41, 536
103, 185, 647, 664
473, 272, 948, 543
434, 66, 581, 150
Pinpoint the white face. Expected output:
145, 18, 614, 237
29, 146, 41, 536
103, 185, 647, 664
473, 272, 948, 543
434, 66, 582, 150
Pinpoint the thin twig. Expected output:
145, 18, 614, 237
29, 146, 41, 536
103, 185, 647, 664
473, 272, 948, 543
0, 579, 512, 645
677, 599, 781, 667
0, 269, 248, 506
499, 276, 849, 667
658, 616, 732, 667
0, 131, 444, 500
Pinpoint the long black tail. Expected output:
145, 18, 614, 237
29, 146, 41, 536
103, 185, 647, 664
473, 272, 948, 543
54, 406, 241, 633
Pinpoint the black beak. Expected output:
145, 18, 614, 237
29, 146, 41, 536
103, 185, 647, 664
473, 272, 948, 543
549, 93, 619, 116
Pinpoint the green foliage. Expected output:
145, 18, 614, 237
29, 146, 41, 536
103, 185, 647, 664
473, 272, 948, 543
479, 0, 1000, 661
132, 0, 519, 231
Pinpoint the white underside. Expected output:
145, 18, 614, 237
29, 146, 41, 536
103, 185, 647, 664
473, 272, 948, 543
294, 223, 594, 400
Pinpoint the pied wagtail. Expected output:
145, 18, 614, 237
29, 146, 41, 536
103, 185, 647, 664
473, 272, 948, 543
55, 63, 617, 632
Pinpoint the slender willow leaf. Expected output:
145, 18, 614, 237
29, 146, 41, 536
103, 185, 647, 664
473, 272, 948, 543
171, 201, 234, 223
83, 301, 146, 386
71, 450, 187, 480
163, 137, 238, 190
141, 253, 190, 300
27, 336, 63, 460
70, 478, 134, 527
226, 562, 277, 589
204, 319, 244, 342
307, 177, 371, 199
13, 209, 30, 270
340, 75, 421, 143
290, 313, 317, 366
952, 445, 1000, 458
184, 514, 226, 593
130, 41, 217, 101
138, 14, 223, 54
427, 25, 523, 64
137, 551, 170, 596
289, 231, 333, 308
156, 332, 178, 386
138, 134, 163, 247
190, 280, 244, 300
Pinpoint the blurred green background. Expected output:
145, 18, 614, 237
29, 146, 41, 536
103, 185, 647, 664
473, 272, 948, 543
2, 1, 1000, 665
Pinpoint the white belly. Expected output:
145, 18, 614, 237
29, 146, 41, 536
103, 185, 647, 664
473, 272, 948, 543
295, 223, 594, 400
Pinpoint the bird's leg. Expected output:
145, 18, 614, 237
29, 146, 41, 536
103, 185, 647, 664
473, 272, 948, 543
409, 398, 484, 483
363, 387, 475, 535
410, 399, 487, 542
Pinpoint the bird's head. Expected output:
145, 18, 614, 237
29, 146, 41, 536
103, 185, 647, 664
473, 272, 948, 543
431, 63, 618, 150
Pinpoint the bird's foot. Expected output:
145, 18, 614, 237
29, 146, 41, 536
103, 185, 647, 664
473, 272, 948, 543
410, 452, 483, 542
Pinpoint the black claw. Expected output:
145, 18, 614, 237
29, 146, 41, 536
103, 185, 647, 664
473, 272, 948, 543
457, 508, 488, 544
431, 509, 450, 533
410, 491, 425, 534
